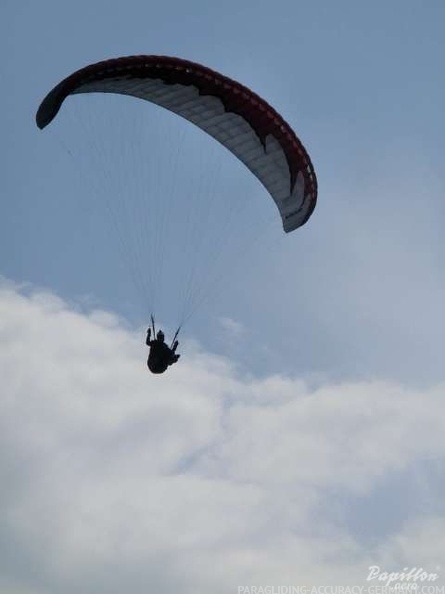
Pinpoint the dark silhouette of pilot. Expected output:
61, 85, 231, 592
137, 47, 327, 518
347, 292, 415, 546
146, 328, 180, 374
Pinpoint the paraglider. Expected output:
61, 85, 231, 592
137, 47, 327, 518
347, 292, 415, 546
36, 55, 317, 232
145, 317, 180, 374
36, 55, 318, 373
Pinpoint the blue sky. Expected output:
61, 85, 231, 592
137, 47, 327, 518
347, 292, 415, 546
1, 1, 445, 593
3, 0, 445, 382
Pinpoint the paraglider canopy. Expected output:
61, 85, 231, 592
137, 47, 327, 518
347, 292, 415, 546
36, 55, 317, 233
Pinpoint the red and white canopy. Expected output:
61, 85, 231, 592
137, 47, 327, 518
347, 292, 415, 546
37, 55, 317, 232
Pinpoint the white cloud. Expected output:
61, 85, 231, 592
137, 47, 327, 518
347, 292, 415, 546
219, 316, 246, 338
235, 168, 445, 386
1, 280, 444, 593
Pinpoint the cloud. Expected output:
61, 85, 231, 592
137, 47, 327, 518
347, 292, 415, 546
219, 316, 246, 338
238, 165, 445, 387
1, 279, 444, 593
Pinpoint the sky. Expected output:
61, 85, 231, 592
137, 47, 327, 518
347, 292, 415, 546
1, 1, 445, 593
